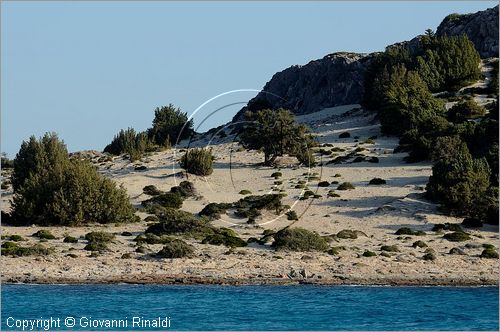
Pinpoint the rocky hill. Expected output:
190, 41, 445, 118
437, 5, 498, 58
234, 6, 498, 119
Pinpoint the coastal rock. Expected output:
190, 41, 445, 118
436, 6, 499, 58
233, 52, 370, 118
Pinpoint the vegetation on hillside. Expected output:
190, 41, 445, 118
104, 104, 194, 160
363, 31, 498, 225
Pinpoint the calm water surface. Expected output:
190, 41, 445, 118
1, 284, 498, 330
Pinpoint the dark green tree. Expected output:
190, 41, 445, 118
240, 109, 316, 165
148, 104, 194, 146
10, 133, 136, 226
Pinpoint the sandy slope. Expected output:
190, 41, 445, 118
1, 104, 498, 285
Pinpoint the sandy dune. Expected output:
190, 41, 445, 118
1, 103, 498, 285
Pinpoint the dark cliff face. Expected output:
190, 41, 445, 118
436, 6, 498, 58
233, 53, 371, 120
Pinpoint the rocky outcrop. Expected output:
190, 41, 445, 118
437, 6, 498, 58
233, 6, 497, 120
233, 52, 371, 119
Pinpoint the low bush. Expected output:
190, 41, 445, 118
422, 252, 437, 261
170, 181, 196, 198
381, 245, 399, 252
235, 194, 285, 214
318, 181, 330, 187
239, 189, 252, 195
63, 236, 78, 243
271, 172, 282, 178
443, 231, 471, 242
339, 132, 351, 139
180, 148, 213, 176
32, 230, 56, 240
286, 210, 298, 221
395, 227, 426, 236
369, 178, 386, 185
337, 182, 355, 190
199, 202, 232, 220
202, 228, 247, 248
336, 229, 362, 239
146, 208, 209, 237
143, 185, 162, 196
84, 231, 115, 252
157, 239, 195, 258
134, 233, 174, 245
1, 241, 54, 257
353, 156, 365, 163
5, 235, 24, 242
333, 173, 342, 177
362, 250, 377, 257
272, 227, 329, 251
141, 192, 183, 209
480, 248, 499, 259
432, 223, 463, 232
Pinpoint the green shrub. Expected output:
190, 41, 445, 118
142, 192, 183, 209
143, 185, 162, 196
202, 228, 247, 248
362, 250, 377, 257
63, 236, 78, 243
443, 231, 471, 242
381, 245, 399, 252
432, 223, 463, 232
427, 139, 490, 217
239, 189, 252, 195
1, 242, 53, 257
180, 148, 213, 176
104, 128, 154, 161
318, 181, 330, 187
271, 172, 282, 178
121, 231, 133, 236
369, 178, 386, 185
134, 233, 174, 245
7, 235, 24, 242
157, 239, 195, 258
84, 242, 108, 252
11, 133, 137, 226
449, 247, 466, 255
85, 231, 115, 243
199, 202, 232, 220
336, 229, 367, 239
337, 182, 355, 190
333, 173, 342, 177
146, 208, 211, 238
412, 240, 428, 248
235, 194, 284, 214
480, 248, 499, 259
170, 181, 196, 198
447, 98, 485, 123
395, 227, 426, 236
286, 210, 298, 221
32, 230, 56, 240
422, 252, 437, 261
273, 227, 329, 251
339, 132, 350, 139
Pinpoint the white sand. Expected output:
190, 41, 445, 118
1, 105, 498, 285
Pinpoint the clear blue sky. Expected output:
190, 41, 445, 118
1, 1, 496, 157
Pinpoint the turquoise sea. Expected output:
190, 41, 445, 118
1, 284, 498, 330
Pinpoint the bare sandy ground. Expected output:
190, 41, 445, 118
1, 104, 498, 286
